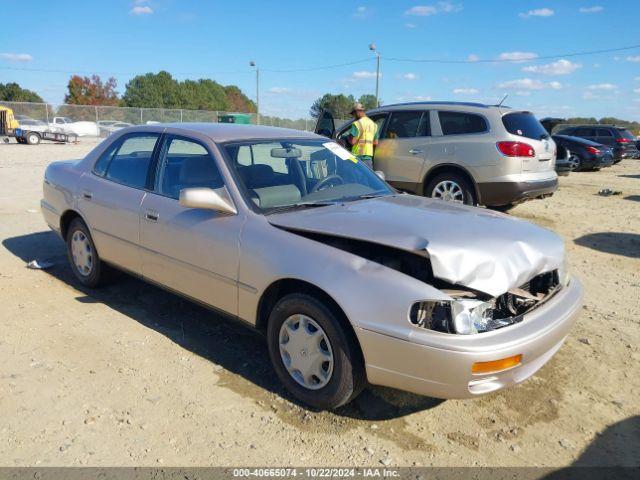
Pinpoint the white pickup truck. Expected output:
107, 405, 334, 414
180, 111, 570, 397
50, 116, 99, 137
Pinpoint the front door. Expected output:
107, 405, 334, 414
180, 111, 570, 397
373, 110, 430, 190
139, 134, 242, 315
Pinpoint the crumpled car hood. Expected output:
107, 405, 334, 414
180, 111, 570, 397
268, 195, 564, 297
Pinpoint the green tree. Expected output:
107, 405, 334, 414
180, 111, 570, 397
310, 93, 381, 119
121, 71, 182, 108
358, 94, 379, 110
64, 75, 119, 106
310, 93, 356, 119
0, 82, 43, 102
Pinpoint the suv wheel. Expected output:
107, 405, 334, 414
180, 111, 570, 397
425, 172, 476, 206
267, 293, 365, 410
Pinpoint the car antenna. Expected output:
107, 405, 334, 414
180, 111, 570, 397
497, 93, 508, 107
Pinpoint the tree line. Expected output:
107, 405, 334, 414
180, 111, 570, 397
0, 71, 256, 113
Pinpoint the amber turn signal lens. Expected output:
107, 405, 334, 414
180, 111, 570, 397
472, 354, 522, 374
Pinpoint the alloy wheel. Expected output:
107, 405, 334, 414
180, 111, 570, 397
431, 180, 464, 203
70, 230, 93, 276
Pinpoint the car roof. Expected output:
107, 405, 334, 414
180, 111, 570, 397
133, 122, 323, 143
368, 101, 511, 113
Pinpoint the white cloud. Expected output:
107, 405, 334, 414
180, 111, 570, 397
452, 87, 479, 94
634, 88, 640, 94
587, 83, 617, 90
519, 8, 554, 18
497, 78, 563, 90
405, 2, 462, 16
0, 52, 33, 62
405, 22, 417, 28
522, 59, 582, 75
626, 56, 640, 63
579, 6, 604, 13
267, 87, 291, 94
515, 91, 532, 97
403, 73, 418, 80
467, 54, 479, 62
131, 5, 153, 15
353, 6, 369, 18
635, 76, 640, 81
352, 71, 380, 79
498, 51, 538, 62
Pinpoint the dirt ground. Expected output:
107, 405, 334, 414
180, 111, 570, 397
0, 140, 638, 468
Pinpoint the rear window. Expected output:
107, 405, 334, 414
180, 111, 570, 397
617, 128, 635, 140
438, 111, 486, 135
502, 112, 548, 140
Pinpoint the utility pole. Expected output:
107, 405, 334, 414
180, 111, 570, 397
369, 43, 380, 107
250, 61, 260, 124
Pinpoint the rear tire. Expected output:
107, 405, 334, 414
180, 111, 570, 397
66, 218, 115, 288
267, 293, 365, 410
425, 172, 477, 206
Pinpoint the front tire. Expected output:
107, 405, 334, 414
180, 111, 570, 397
425, 172, 477, 206
66, 218, 112, 288
267, 293, 365, 410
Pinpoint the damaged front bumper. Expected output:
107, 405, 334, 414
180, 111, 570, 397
356, 276, 583, 399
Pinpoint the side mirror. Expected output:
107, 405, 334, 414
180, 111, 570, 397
375, 170, 386, 181
179, 187, 237, 215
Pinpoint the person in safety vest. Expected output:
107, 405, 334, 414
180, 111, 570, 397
347, 102, 378, 169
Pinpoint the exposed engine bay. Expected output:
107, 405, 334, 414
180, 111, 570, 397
281, 227, 562, 334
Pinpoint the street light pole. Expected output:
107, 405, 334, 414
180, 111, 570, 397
250, 61, 260, 124
369, 43, 380, 107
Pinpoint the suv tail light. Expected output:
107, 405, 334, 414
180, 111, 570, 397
497, 141, 535, 157
616, 137, 630, 143
587, 146, 600, 155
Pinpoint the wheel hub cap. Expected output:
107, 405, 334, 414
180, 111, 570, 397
279, 314, 334, 390
432, 180, 464, 203
71, 230, 93, 276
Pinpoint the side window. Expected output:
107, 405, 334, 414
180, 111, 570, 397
93, 140, 120, 176
104, 133, 159, 189
597, 129, 612, 137
574, 127, 595, 136
237, 145, 253, 166
384, 111, 426, 139
438, 111, 487, 135
369, 113, 389, 137
156, 136, 223, 199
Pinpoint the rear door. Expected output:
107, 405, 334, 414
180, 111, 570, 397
78, 132, 161, 273
594, 128, 615, 148
573, 127, 597, 142
373, 110, 430, 188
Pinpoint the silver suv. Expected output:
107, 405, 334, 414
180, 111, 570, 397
315, 102, 558, 209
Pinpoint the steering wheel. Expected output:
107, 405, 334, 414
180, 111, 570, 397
312, 174, 344, 193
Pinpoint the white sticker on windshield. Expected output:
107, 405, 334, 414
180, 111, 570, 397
323, 142, 358, 163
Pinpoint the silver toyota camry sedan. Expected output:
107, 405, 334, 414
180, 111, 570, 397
41, 123, 583, 409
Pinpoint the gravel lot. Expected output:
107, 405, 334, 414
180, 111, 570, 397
1, 140, 638, 467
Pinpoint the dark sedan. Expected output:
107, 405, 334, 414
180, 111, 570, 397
552, 135, 613, 171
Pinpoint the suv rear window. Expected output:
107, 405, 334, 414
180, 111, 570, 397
438, 111, 486, 135
502, 112, 548, 140
617, 128, 635, 140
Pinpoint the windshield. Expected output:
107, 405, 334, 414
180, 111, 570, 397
223, 139, 393, 213
502, 112, 549, 140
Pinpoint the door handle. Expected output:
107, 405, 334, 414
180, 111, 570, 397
145, 211, 159, 222
409, 148, 424, 155
82, 190, 93, 200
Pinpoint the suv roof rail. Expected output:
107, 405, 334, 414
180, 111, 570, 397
373, 101, 491, 109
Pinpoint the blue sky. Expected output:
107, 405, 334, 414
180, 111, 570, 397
2, 0, 639, 119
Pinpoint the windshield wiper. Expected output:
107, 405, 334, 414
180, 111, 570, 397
266, 201, 338, 215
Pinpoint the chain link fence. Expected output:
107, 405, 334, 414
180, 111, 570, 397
1, 101, 317, 142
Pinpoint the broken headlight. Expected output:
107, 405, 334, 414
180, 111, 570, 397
410, 299, 494, 335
